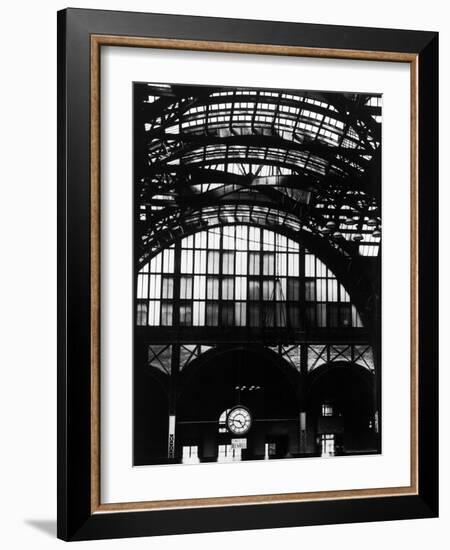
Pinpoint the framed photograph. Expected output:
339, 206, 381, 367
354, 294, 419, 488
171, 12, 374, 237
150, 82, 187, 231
57, 8, 438, 541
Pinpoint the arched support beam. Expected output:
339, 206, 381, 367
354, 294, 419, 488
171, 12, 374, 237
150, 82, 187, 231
176, 344, 301, 402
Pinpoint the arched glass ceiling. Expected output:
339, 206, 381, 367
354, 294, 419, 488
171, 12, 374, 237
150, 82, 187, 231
135, 83, 382, 265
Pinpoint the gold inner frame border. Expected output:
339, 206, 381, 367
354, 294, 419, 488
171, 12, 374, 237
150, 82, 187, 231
89, 34, 419, 514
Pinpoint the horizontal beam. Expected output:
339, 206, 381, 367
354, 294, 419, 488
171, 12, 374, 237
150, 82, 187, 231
135, 326, 370, 345
147, 132, 371, 166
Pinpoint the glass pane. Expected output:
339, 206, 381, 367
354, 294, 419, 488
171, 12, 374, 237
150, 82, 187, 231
149, 274, 161, 299
278, 252, 287, 276
183, 234, 194, 249
327, 279, 339, 302
316, 258, 327, 277
263, 229, 275, 251
162, 249, 174, 273
221, 303, 234, 326
305, 304, 316, 328
194, 250, 207, 273
235, 251, 247, 275
222, 251, 235, 274
207, 251, 220, 273
206, 302, 219, 326
289, 240, 300, 252
235, 276, 247, 300
305, 254, 315, 276
181, 250, 193, 273
277, 277, 287, 301
137, 274, 148, 299
161, 302, 173, 325
262, 280, 275, 300
249, 304, 260, 326
316, 279, 327, 301
288, 305, 301, 328
208, 229, 220, 249
263, 303, 275, 326
277, 234, 287, 252
249, 227, 260, 250
287, 278, 300, 301
193, 301, 205, 326
235, 226, 248, 250
222, 277, 234, 300
288, 253, 299, 276
249, 252, 260, 275
328, 304, 339, 327
235, 302, 247, 326
248, 279, 260, 300
179, 304, 192, 326
223, 226, 235, 249
207, 277, 219, 299
136, 302, 147, 325
194, 231, 207, 249
150, 252, 162, 273
162, 276, 174, 299
263, 253, 275, 275
317, 304, 327, 327
180, 276, 193, 299
148, 301, 161, 326
275, 303, 287, 327
305, 279, 315, 301
193, 275, 206, 299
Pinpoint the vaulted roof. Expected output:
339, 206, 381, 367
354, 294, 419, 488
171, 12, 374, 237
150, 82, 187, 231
135, 83, 381, 269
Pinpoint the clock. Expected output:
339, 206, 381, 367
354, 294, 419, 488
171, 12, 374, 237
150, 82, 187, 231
226, 406, 252, 435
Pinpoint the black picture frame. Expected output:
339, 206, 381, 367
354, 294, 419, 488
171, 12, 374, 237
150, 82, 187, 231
57, 7, 438, 541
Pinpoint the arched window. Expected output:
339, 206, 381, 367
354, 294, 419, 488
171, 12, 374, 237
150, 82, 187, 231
136, 225, 363, 329
218, 409, 230, 433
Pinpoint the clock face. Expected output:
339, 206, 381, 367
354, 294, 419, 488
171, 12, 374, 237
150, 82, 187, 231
226, 406, 252, 435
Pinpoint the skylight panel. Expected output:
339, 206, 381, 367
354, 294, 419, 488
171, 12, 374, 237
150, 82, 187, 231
359, 245, 379, 257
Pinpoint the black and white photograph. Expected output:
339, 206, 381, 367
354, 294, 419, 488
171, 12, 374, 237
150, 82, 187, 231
0, 0, 443, 546
133, 82, 382, 466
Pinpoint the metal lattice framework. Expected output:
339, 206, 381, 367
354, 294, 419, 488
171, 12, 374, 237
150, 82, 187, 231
135, 84, 382, 270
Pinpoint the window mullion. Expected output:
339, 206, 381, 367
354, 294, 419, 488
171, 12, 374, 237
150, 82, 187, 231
172, 241, 182, 327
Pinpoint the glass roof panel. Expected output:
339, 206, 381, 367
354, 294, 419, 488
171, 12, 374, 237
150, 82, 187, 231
136, 83, 381, 264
